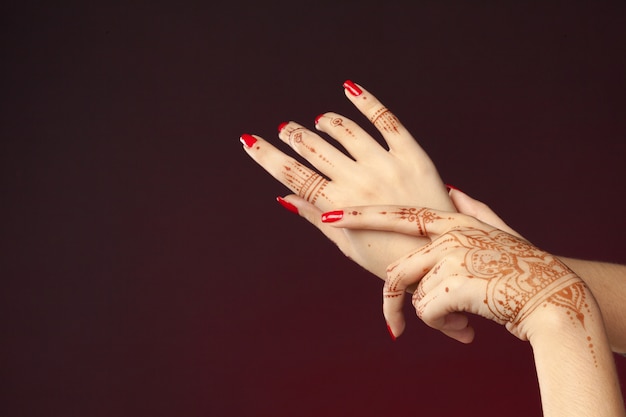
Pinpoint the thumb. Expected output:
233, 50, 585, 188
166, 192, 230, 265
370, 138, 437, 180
447, 186, 524, 239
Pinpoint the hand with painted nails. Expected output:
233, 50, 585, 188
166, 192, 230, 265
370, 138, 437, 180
448, 187, 626, 354
280, 194, 626, 417
241, 81, 455, 278
321, 206, 626, 417
321, 205, 592, 343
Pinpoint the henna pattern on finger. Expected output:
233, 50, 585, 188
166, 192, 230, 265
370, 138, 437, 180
288, 128, 335, 168
282, 161, 331, 205
298, 173, 328, 203
330, 117, 356, 138
393, 207, 448, 236
331, 117, 344, 127
369, 107, 401, 134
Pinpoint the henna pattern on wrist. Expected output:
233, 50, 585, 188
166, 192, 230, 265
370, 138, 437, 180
546, 282, 591, 328
546, 282, 597, 366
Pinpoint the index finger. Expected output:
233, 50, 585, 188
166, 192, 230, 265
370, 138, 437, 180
321, 205, 465, 238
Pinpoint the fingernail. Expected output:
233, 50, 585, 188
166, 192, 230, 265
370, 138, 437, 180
321, 210, 343, 223
445, 184, 462, 193
343, 80, 362, 96
386, 323, 396, 341
314, 114, 324, 125
240, 134, 257, 148
277, 121, 289, 133
276, 196, 299, 215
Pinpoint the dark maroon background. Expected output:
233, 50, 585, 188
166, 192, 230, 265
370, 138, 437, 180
2, 1, 625, 416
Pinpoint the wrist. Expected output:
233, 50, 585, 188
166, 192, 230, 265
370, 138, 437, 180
522, 283, 601, 346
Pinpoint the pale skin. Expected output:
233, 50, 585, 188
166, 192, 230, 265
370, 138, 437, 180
241, 81, 626, 353
446, 187, 626, 354
240, 81, 626, 415
241, 81, 455, 278
321, 206, 625, 417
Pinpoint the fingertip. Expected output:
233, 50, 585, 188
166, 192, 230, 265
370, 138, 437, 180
321, 210, 344, 223
277, 121, 289, 133
443, 326, 475, 344
457, 326, 475, 344
343, 79, 362, 97
386, 320, 405, 341
276, 196, 299, 215
240, 133, 257, 148
386, 322, 396, 341
383, 298, 407, 341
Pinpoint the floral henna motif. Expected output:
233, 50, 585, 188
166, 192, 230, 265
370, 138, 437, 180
456, 229, 582, 327
330, 117, 344, 127
546, 282, 597, 366
330, 117, 357, 138
393, 208, 447, 236
546, 282, 592, 328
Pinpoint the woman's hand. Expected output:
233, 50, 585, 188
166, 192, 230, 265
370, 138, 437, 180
241, 81, 455, 277
323, 206, 625, 417
321, 205, 592, 344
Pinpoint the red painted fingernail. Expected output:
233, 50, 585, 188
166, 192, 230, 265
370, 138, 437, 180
240, 133, 257, 148
386, 323, 396, 341
445, 184, 462, 193
343, 80, 362, 96
276, 196, 299, 215
321, 210, 343, 223
278, 121, 289, 133
314, 114, 324, 125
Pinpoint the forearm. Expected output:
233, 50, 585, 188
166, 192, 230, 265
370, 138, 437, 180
558, 257, 626, 352
528, 300, 625, 417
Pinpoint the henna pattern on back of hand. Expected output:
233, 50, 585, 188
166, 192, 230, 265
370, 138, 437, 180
391, 208, 598, 361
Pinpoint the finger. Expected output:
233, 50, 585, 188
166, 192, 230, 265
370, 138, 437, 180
414, 277, 482, 342
314, 112, 388, 162
320, 205, 471, 238
241, 134, 336, 208
439, 313, 474, 344
277, 122, 357, 180
448, 186, 524, 239
276, 194, 351, 252
342, 80, 426, 156
383, 244, 443, 338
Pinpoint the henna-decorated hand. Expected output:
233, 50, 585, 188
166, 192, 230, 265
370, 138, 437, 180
321, 206, 595, 344
241, 81, 455, 278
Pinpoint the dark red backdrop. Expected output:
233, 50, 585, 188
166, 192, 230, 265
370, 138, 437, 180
2, 1, 625, 416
